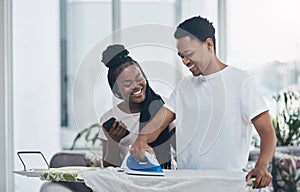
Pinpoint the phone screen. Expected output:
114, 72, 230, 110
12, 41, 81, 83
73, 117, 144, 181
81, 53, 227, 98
102, 117, 116, 132
102, 117, 130, 138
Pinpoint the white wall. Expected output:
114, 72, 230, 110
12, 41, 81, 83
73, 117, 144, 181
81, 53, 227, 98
182, 0, 219, 46
1, 0, 14, 191
0, 0, 7, 189
13, 0, 61, 191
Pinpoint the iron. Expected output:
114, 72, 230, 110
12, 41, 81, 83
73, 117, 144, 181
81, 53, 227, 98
121, 151, 164, 176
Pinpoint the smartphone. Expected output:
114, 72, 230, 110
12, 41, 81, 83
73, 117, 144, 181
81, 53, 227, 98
103, 117, 116, 132
102, 117, 130, 137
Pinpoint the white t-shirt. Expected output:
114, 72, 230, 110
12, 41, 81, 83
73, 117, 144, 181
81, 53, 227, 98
164, 66, 268, 171
99, 105, 175, 161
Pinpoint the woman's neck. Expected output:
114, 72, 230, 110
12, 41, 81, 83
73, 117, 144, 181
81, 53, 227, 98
118, 101, 141, 114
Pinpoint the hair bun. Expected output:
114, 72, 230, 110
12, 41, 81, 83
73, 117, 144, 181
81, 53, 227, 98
101, 44, 129, 68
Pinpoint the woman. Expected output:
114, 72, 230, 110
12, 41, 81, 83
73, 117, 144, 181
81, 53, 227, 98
99, 44, 175, 169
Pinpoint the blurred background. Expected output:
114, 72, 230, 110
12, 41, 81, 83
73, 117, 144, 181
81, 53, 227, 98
1, 0, 300, 191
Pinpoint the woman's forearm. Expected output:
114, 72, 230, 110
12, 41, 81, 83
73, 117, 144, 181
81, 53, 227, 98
102, 139, 122, 167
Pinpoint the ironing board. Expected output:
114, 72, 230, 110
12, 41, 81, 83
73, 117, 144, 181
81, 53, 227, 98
13, 151, 258, 191
77, 167, 255, 192
13, 151, 264, 191
14, 166, 260, 192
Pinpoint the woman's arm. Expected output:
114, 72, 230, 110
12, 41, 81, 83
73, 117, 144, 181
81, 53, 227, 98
101, 120, 128, 167
102, 139, 122, 167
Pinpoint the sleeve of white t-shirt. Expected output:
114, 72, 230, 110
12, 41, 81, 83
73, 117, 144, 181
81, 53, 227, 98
168, 120, 176, 132
163, 93, 177, 137
164, 89, 177, 114
241, 77, 269, 122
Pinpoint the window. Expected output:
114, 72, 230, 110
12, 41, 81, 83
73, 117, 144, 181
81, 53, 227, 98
226, 0, 300, 97
61, 0, 113, 148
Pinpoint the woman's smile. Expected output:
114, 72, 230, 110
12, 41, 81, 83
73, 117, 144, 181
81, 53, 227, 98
188, 63, 196, 70
131, 86, 143, 96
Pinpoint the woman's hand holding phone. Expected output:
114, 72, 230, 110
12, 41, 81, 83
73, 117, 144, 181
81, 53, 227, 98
102, 117, 130, 143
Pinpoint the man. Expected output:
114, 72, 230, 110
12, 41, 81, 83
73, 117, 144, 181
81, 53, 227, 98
130, 16, 277, 189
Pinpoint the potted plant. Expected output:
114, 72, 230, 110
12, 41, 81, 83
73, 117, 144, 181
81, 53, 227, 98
271, 90, 300, 191
70, 123, 101, 150
272, 90, 300, 146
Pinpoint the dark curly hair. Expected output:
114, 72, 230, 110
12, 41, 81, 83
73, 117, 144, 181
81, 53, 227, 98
174, 16, 216, 53
101, 44, 146, 99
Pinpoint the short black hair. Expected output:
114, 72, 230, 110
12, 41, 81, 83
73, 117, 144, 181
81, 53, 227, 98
174, 16, 216, 52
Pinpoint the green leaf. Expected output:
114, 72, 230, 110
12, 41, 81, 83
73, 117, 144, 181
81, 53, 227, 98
272, 90, 300, 146
70, 128, 89, 150
70, 123, 101, 150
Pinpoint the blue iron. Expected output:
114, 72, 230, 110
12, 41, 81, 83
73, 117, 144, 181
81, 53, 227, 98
121, 151, 164, 176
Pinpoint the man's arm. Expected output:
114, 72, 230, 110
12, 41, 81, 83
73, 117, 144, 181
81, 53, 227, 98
130, 106, 175, 160
246, 111, 277, 189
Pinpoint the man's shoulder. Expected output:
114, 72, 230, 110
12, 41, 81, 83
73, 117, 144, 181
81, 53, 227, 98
226, 65, 248, 74
225, 66, 252, 81
177, 75, 195, 85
